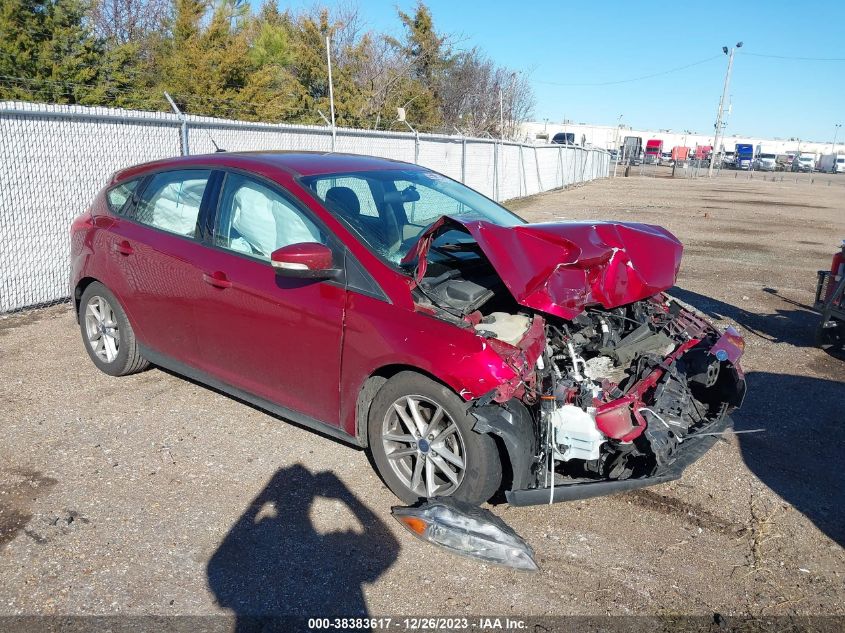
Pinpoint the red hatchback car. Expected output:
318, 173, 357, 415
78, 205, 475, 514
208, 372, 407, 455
71, 152, 746, 506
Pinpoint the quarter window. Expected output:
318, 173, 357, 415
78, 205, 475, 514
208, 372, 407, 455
215, 173, 324, 259
106, 179, 139, 214
133, 170, 211, 237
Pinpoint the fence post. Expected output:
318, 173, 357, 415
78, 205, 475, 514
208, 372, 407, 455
558, 145, 563, 188
414, 131, 420, 164
461, 136, 466, 183
534, 145, 543, 193
494, 140, 500, 201
164, 92, 189, 156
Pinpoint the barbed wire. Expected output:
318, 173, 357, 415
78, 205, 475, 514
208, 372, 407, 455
0, 76, 490, 136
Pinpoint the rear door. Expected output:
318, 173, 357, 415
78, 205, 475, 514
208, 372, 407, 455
191, 170, 346, 426
104, 169, 214, 364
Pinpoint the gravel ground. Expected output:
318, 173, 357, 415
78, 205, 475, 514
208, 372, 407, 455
1, 170, 843, 621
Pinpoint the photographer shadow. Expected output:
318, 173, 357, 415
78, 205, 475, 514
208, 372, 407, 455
207, 464, 399, 630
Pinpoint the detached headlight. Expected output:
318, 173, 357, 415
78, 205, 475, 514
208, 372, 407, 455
392, 497, 539, 571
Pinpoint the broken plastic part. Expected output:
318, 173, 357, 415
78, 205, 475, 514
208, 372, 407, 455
550, 404, 606, 461
391, 497, 539, 571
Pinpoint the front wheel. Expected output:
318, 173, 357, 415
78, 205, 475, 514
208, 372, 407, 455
368, 372, 502, 505
79, 282, 149, 377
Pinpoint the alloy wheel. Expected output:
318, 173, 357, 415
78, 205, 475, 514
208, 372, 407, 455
84, 295, 120, 363
381, 394, 466, 498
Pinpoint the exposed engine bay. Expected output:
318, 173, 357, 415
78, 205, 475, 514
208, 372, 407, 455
410, 221, 746, 498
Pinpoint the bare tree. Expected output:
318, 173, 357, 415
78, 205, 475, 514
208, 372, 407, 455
438, 48, 534, 138
91, 0, 169, 44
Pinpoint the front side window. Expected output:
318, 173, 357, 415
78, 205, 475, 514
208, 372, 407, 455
215, 173, 324, 260
133, 170, 211, 237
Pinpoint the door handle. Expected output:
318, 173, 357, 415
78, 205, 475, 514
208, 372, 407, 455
113, 240, 133, 256
203, 271, 232, 289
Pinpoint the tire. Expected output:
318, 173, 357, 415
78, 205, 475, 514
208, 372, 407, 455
367, 371, 502, 505
78, 282, 149, 377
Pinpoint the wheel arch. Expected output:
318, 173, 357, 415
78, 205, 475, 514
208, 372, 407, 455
74, 276, 101, 320
353, 363, 461, 448
353, 364, 516, 499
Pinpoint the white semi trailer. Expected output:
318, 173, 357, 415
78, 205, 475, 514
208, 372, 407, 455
819, 154, 845, 174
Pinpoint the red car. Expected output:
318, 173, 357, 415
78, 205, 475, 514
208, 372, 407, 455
70, 152, 746, 506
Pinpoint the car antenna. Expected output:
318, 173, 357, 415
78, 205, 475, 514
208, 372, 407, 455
203, 128, 226, 153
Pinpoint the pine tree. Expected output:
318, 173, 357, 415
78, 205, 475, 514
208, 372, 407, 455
0, 0, 103, 103
386, 1, 453, 131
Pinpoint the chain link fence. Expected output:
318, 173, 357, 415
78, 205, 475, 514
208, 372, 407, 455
0, 100, 609, 313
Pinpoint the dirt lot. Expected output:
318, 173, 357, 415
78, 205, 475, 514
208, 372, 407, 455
1, 172, 843, 621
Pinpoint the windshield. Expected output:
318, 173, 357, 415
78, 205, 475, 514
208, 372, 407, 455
760, 154, 776, 159
301, 169, 525, 267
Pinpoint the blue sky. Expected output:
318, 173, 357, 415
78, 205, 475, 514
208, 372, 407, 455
268, 1, 844, 142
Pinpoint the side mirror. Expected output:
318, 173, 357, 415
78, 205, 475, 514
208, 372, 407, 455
270, 242, 340, 279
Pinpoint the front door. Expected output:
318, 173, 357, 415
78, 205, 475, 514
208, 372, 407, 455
192, 171, 346, 427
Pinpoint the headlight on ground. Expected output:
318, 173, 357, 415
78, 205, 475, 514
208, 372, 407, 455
392, 497, 539, 571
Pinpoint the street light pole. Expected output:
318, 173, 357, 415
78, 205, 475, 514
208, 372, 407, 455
325, 35, 336, 152
833, 123, 842, 154
709, 41, 742, 177
499, 87, 504, 140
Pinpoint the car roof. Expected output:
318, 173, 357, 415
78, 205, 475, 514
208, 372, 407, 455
112, 150, 423, 183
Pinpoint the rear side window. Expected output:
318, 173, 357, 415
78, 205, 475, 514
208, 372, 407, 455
132, 170, 211, 237
106, 179, 139, 214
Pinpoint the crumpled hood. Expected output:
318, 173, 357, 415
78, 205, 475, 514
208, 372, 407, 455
406, 216, 683, 320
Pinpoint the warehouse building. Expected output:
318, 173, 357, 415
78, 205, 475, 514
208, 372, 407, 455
520, 121, 834, 156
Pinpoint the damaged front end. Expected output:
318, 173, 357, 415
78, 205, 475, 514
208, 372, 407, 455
408, 216, 747, 505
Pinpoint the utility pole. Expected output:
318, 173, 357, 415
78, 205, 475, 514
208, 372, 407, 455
326, 35, 336, 151
709, 41, 742, 177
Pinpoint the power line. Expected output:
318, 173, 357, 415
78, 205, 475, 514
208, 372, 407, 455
740, 52, 845, 61
535, 55, 722, 87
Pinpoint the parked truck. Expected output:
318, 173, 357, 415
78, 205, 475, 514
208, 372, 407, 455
693, 145, 712, 167
819, 154, 845, 174
551, 132, 576, 146
792, 153, 816, 172
735, 144, 753, 170
754, 144, 779, 171
671, 146, 690, 164
645, 139, 663, 164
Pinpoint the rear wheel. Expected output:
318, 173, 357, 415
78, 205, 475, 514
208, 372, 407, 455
815, 316, 843, 350
368, 371, 501, 505
79, 282, 149, 377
